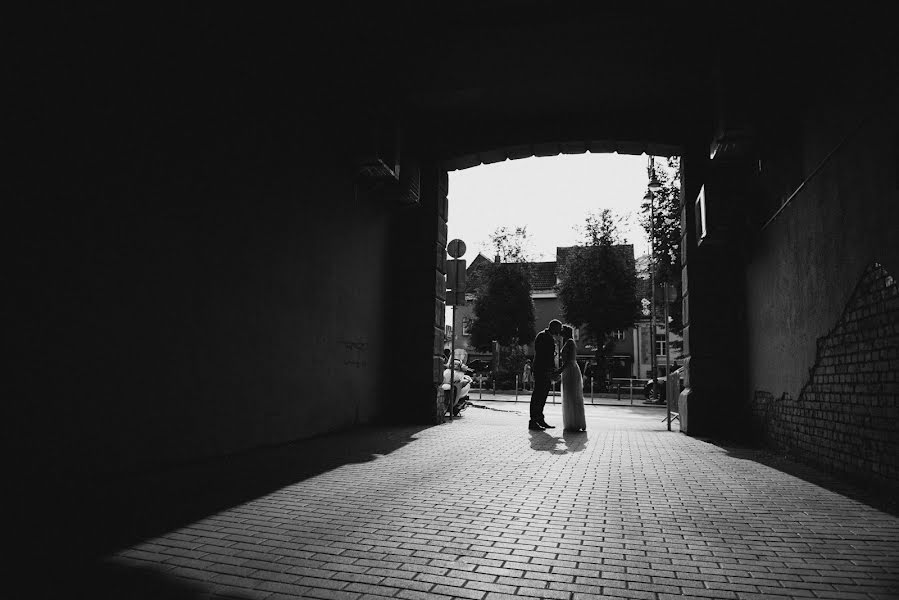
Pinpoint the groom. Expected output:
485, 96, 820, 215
529, 319, 563, 430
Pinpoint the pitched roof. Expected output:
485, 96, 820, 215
465, 257, 555, 292
464, 245, 635, 294
467, 253, 492, 270
556, 244, 635, 272
523, 262, 557, 291
465, 254, 493, 291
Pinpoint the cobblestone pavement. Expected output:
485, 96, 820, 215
99, 402, 899, 600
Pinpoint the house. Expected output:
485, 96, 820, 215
446, 245, 681, 382
633, 276, 684, 380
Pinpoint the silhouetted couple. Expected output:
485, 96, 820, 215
529, 319, 587, 432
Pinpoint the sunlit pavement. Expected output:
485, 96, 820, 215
96, 402, 899, 600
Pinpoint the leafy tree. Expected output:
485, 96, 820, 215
557, 246, 638, 345
469, 263, 536, 349
640, 156, 683, 333
485, 226, 533, 263
469, 261, 536, 389
579, 208, 628, 246
557, 211, 639, 385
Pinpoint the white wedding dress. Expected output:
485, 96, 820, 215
561, 340, 587, 431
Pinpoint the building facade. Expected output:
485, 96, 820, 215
445, 246, 683, 384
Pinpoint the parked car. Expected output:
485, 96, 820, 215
644, 367, 684, 401
466, 359, 492, 373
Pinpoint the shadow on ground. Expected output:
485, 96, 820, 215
63, 561, 252, 600
25, 423, 430, 587
707, 439, 899, 517
528, 429, 589, 454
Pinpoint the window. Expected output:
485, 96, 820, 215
655, 334, 667, 357
462, 318, 472, 335
611, 329, 625, 341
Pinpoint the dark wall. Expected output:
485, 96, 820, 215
10, 7, 415, 481
746, 79, 899, 391
743, 58, 899, 489
383, 163, 448, 425
675, 6, 898, 449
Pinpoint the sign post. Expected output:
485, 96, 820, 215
664, 283, 679, 430
446, 239, 466, 417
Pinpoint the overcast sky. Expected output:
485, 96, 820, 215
447, 153, 654, 264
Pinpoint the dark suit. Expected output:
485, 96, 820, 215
529, 328, 556, 422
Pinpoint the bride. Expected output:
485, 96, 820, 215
559, 325, 587, 432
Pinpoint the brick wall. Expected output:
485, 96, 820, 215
751, 262, 899, 492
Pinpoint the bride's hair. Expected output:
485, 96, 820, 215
561, 325, 573, 340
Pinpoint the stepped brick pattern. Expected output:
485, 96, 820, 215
752, 262, 899, 491
100, 403, 899, 600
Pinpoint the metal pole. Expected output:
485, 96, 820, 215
665, 285, 672, 430
649, 168, 658, 404
591, 377, 594, 404
479, 374, 482, 400
493, 341, 497, 396
515, 376, 518, 402
449, 302, 456, 417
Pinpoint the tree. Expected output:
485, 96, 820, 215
557, 246, 638, 345
556, 210, 639, 385
469, 263, 536, 349
469, 261, 536, 389
640, 156, 683, 333
579, 208, 628, 247
485, 226, 533, 263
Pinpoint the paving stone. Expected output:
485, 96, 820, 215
414, 572, 467, 587
482, 593, 520, 600
445, 569, 497, 583
96, 403, 899, 600
210, 583, 274, 599
257, 580, 311, 596
303, 588, 363, 600
381, 577, 432, 591
429, 584, 486, 599
344, 582, 402, 596
462, 579, 518, 594
397, 590, 452, 600
330, 571, 384, 585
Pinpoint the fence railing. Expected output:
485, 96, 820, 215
474, 375, 653, 408
664, 370, 681, 429
611, 378, 644, 405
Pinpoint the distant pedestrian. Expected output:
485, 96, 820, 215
522, 359, 533, 392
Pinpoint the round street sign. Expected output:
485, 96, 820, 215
447, 239, 466, 258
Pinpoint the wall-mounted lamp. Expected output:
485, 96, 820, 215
647, 155, 662, 191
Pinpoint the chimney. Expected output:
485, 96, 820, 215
494, 254, 501, 263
